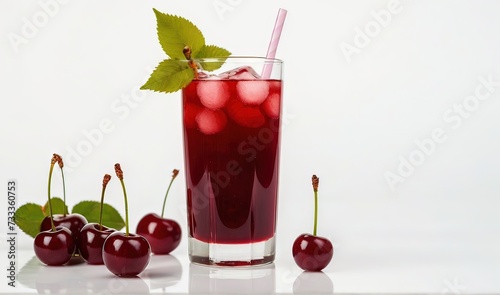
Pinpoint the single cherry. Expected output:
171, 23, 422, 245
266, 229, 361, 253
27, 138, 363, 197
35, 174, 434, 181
33, 155, 76, 265
136, 169, 181, 255
103, 163, 151, 277
78, 174, 116, 264
292, 175, 333, 271
40, 154, 87, 249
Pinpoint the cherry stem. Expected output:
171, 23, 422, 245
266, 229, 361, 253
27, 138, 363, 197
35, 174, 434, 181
115, 164, 129, 236
53, 154, 67, 216
312, 175, 319, 236
99, 174, 111, 231
61, 168, 67, 215
47, 155, 58, 231
161, 169, 179, 218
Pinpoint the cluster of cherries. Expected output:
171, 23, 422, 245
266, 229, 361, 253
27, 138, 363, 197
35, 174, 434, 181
33, 154, 181, 277
34, 154, 334, 275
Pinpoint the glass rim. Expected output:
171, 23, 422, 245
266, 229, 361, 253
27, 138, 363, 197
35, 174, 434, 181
195, 56, 283, 64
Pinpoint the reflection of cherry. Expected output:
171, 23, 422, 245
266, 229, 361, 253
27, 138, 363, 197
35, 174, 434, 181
34, 155, 75, 265
40, 154, 87, 248
292, 175, 333, 271
103, 164, 151, 277
136, 169, 181, 255
293, 270, 334, 294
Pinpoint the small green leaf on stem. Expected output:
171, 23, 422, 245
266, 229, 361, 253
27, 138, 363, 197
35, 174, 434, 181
141, 59, 195, 93
153, 8, 205, 60
196, 45, 231, 71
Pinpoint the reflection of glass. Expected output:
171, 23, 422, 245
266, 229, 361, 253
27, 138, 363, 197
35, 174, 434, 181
293, 271, 334, 294
142, 255, 183, 291
183, 57, 283, 266
189, 262, 276, 294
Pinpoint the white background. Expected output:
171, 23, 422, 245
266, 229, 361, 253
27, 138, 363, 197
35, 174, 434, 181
1, 0, 500, 293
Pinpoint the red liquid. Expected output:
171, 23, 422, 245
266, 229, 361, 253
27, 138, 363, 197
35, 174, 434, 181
183, 79, 281, 244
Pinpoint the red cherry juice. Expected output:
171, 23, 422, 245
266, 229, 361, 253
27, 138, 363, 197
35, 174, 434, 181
183, 79, 281, 244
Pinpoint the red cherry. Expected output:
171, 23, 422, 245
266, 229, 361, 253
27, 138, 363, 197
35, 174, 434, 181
102, 232, 151, 277
102, 164, 151, 277
40, 213, 87, 252
78, 174, 114, 264
137, 169, 181, 255
41, 154, 87, 250
292, 234, 333, 272
34, 226, 76, 266
136, 213, 181, 255
78, 223, 115, 264
293, 175, 334, 271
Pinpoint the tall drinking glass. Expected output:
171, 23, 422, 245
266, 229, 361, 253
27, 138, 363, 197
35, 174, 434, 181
182, 57, 283, 266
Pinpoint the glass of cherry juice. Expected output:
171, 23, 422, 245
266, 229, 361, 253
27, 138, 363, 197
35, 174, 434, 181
182, 57, 283, 266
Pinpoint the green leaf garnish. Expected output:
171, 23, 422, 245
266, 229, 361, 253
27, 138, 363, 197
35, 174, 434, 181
141, 9, 231, 94
72, 201, 125, 231
197, 45, 231, 71
14, 203, 45, 238
140, 59, 194, 93
154, 8, 205, 60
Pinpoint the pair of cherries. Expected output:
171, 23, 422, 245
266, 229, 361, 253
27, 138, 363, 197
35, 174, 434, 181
34, 154, 86, 265
78, 166, 181, 276
33, 154, 181, 277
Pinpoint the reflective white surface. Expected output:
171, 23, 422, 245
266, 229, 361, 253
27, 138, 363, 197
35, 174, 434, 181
2, 239, 500, 294
7, 249, 335, 294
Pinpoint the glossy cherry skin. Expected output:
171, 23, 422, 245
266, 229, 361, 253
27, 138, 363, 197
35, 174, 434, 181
40, 214, 88, 247
102, 232, 151, 277
136, 213, 181, 255
78, 223, 116, 264
292, 234, 333, 271
34, 226, 76, 266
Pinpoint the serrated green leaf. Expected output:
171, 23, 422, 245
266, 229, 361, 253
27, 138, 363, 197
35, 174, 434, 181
154, 8, 205, 59
42, 197, 68, 216
141, 59, 195, 93
72, 201, 125, 231
14, 203, 44, 238
195, 45, 231, 71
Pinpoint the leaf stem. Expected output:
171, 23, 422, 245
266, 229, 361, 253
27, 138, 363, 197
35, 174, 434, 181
161, 169, 179, 218
115, 164, 129, 236
99, 174, 111, 231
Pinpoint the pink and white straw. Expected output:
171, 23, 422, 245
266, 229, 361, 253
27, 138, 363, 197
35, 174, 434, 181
261, 8, 287, 79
